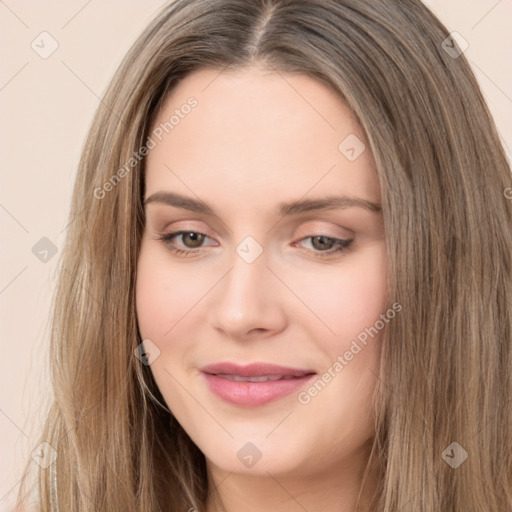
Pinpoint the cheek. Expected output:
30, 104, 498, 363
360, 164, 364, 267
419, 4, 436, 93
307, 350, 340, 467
289, 243, 388, 344
135, 258, 173, 340
337, 247, 387, 335
291, 246, 387, 447
135, 244, 210, 340
135, 245, 202, 404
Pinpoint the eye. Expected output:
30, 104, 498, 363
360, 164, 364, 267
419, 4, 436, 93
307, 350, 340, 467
157, 231, 354, 259
157, 230, 215, 256
294, 235, 354, 259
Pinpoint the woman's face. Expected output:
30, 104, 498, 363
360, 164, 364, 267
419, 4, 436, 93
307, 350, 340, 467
136, 65, 388, 479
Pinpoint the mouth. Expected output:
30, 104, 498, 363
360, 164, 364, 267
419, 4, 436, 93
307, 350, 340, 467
211, 374, 307, 382
199, 362, 317, 407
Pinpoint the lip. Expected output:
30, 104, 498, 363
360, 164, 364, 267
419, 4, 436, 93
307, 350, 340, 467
200, 362, 316, 407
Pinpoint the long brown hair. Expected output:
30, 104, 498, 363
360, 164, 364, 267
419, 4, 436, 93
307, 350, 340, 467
15, 0, 512, 510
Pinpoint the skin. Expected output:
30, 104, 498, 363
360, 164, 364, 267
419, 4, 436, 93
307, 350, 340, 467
136, 64, 388, 512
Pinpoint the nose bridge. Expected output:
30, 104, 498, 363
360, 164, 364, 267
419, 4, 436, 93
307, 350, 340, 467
208, 235, 285, 337
222, 238, 269, 307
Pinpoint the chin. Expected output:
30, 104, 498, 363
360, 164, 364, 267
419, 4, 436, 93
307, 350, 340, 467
197, 434, 311, 477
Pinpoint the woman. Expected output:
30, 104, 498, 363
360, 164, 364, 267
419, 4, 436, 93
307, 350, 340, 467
15, 0, 512, 511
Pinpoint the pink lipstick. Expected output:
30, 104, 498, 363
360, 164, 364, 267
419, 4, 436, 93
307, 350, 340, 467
200, 362, 316, 407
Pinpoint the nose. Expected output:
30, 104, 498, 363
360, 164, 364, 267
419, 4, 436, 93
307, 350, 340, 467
207, 243, 287, 340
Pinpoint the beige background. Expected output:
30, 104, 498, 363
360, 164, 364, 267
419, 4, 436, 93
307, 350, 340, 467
1, 1, 511, 509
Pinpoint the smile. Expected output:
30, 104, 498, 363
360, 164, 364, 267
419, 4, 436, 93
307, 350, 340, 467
200, 362, 316, 407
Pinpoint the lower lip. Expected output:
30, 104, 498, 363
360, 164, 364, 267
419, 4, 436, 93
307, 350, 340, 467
201, 373, 316, 407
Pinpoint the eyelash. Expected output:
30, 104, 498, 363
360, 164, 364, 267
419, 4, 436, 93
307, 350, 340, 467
157, 231, 354, 259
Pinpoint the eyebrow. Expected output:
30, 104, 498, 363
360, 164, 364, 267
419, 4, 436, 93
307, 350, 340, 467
144, 191, 382, 216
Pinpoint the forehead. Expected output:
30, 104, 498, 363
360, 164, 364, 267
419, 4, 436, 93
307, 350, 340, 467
144, 66, 380, 213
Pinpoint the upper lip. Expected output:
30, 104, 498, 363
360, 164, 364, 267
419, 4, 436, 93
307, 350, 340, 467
200, 362, 316, 378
